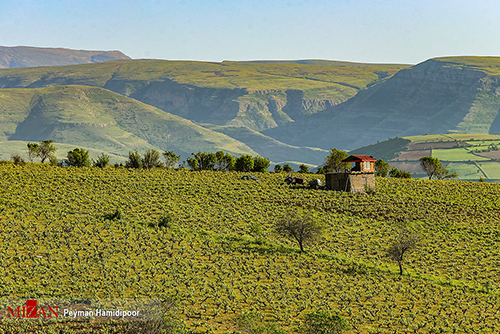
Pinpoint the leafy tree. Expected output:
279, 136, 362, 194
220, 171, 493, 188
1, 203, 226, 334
93, 153, 110, 169
215, 151, 235, 171
375, 159, 391, 177
67, 148, 90, 167
274, 164, 283, 173
189, 151, 217, 171
125, 150, 143, 169
283, 164, 293, 173
235, 155, 254, 172
323, 148, 349, 173
275, 212, 322, 253
253, 156, 270, 173
299, 164, 310, 174
142, 149, 163, 169
316, 167, 325, 174
26, 142, 39, 163
11, 154, 25, 166
389, 167, 412, 178
300, 311, 350, 334
387, 227, 420, 276
186, 157, 198, 171
435, 166, 458, 180
163, 150, 181, 169
37, 140, 57, 163
419, 156, 441, 180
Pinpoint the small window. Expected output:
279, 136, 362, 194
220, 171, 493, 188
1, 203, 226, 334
364, 161, 371, 170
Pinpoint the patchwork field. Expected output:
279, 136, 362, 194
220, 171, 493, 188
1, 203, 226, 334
1, 163, 500, 332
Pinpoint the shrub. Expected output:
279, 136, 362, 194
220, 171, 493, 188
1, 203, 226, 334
235, 155, 254, 172
142, 149, 163, 169
274, 164, 283, 173
125, 150, 143, 169
67, 148, 90, 167
300, 311, 349, 334
253, 156, 270, 173
11, 154, 25, 166
93, 153, 110, 169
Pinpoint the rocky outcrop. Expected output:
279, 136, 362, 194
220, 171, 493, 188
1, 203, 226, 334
264, 59, 499, 150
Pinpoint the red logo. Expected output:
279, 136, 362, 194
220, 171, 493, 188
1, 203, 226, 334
7, 300, 59, 318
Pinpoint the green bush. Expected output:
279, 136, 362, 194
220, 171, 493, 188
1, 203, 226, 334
300, 311, 349, 334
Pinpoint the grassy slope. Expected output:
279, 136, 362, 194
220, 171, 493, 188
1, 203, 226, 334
0, 85, 257, 159
200, 124, 328, 166
0, 59, 409, 98
350, 133, 500, 180
1, 166, 500, 333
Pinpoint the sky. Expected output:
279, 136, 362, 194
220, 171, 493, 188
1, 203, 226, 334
1, 0, 500, 64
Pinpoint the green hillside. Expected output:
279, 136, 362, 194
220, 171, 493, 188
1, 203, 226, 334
0, 59, 409, 132
2, 165, 500, 332
263, 56, 500, 150
200, 124, 328, 166
350, 133, 500, 180
0, 85, 258, 161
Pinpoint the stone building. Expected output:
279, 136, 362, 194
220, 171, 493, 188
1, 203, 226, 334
325, 155, 377, 193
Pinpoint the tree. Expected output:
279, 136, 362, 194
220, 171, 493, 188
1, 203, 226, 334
235, 155, 254, 172
316, 167, 325, 174
275, 212, 322, 253
389, 167, 412, 178
27, 142, 39, 164
375, 159, 391, 177
190, 151, 217, 171
283, 164, 293, 173
125, 150, 143, 169
186, 157, 198, 170
300, 311, 350, 334
253, 156, 270, 173
274, 164, 283, 173
93, 153, 110, 169
387, 227, 420, 276
67, 148, 90, 167
299, 164, 310, 174
142, 149, 163, 169
215, 151, 235, 171
163, 150, 181, 169
37, 140, 57, 163
323, 148, 349, 173
419, 156, 441, 180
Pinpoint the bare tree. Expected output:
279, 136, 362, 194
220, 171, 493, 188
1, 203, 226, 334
387, 227, 420, 276
275, 212, 322, 253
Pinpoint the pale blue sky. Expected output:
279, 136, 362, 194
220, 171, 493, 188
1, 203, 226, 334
1, 0, 499, 64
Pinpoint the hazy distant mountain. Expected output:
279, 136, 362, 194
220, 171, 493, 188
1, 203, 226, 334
0, 46, 130, 68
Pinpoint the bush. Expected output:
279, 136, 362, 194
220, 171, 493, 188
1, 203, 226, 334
158, 214, 174, 228
253, 156, 270, 173
235, 155, 254, 172
274, 164, 282, 173
283, 164, 293, 173
93, 153, 110, 169
67, 148, 90, 167
103, 209, 123, 220
235, 312, 286, 334
163, 151, 181, 169
49, 156, 58, 166
142, 149, 163, 169
389, 167, 411, 178
300, 311, 349, 334
126, 150, 143, 169
299, 164, 310, 173
11, 154, 25, 166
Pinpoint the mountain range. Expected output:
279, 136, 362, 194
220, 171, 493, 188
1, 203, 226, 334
2, 47, 500, 171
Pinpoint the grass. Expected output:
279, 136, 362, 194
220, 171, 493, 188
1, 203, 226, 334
0, 85, 258, 160
431, 147, 491, 161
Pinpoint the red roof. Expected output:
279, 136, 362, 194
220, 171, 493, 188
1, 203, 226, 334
343, 155, 377, 163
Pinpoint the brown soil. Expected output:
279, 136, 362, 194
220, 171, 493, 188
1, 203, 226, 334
408, 142, 469, 150
476, 151, 500, 159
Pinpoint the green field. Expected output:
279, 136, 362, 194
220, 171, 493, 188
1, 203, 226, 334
350, 134, 500, 180
1, 164, 500, 332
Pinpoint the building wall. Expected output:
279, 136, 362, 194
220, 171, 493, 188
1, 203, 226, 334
326, 172, 375, 193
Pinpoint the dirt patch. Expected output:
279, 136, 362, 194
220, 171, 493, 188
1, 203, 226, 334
408, 142, 469, 150
391, 150, 430, 161
476, 151, 500, 159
